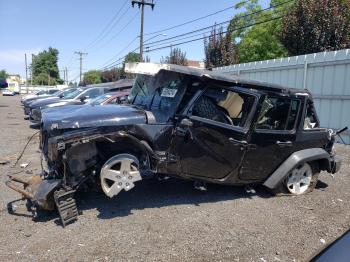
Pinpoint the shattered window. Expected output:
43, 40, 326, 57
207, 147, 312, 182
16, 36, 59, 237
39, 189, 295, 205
130, 71, 187, 116
256, 96, 300, 131
192, 88, 255, 128
304, 100, 320, 129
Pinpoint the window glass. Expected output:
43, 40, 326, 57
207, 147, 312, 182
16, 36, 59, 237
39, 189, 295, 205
256, 96, 299, 130
304, 100, 319, 129
192, 88, 255, 128
82, 88, 101, 99
89, 93, 113, 105
47, 89, 58, 94
36, 90, 46, 95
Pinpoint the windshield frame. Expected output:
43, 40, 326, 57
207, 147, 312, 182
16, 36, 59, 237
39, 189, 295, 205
129, 71, 190, 122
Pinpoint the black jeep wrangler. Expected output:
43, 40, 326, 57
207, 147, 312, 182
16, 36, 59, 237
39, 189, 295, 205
7, 63, 344, 226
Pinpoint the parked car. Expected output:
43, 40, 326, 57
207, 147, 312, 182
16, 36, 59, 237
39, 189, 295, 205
6, 63, 344, 226
1, 88, 16, 96
88, 90, 130, 105
23, 88, 78, 115
31, 90, 131, 124
28, 86, 128, 124
21, 89, 59, 103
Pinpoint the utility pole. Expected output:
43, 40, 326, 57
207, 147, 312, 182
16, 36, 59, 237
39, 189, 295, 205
65, 67, 68, 85
132, 0, 155, 62
75, 51, 87, 83
25, 54, 28, 93
31, 54, 34, 86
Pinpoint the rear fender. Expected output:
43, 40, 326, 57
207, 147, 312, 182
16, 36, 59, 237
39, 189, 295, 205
263, 148, 330, 189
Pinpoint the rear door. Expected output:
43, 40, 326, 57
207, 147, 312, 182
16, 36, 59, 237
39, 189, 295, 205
241, 95, 301, 181
171, 86, 258, 180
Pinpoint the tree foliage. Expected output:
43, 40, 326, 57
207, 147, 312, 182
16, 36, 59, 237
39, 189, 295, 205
101, 68, 125, 82
124, 52, 140, 63
0, 70, 8, 79
31, 47, 63, 85
204, 26, 239, 69
227, 0, 289, 63
82, 70, 102, 85
280, 0, 350, 55
161, 48, 188, 65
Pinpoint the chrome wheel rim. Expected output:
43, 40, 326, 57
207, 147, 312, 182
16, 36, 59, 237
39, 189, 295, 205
100, 154, 141, 198
286, 163, 312, 195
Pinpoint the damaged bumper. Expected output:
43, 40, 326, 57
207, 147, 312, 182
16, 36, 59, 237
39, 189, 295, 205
6, 175, 61, 210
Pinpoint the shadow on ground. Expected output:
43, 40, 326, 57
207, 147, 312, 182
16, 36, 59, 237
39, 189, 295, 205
6, 177, 329, 225
78, 178, 271, 220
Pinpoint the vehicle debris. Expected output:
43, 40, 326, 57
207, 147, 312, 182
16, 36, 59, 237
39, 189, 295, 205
20, 162, 29, 168
6, 62, 346, 226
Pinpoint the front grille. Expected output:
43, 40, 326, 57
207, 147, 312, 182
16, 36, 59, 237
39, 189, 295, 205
24, 107, 30, 115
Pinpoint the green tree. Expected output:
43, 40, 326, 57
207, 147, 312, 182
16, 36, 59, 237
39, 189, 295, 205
227, 0, 290, 63
101, 68, 124, 82
280, 0, 350, 56
160, 47, 188, 65
31, 47, 63, 85
83, 70, 102, 85
124, 52, 140, 63
0, 70, 8, 79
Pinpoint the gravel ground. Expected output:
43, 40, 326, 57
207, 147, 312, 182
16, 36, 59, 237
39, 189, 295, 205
0, 95, 349, 262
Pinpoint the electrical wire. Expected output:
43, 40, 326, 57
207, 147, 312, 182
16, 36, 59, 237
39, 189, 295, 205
85, 0, 130, 50
94, 0, 294, 71
143, 1, 247, 36
92, 11, 140, 52
144, 0, 293, 47
144, 16, 283, 53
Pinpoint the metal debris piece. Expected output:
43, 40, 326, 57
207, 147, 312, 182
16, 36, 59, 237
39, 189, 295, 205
54, 189, 78, 227
20, 163, 29, 168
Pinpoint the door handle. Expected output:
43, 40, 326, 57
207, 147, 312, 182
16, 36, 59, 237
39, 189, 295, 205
276, 141, 293, 147
229, 137, 248, 146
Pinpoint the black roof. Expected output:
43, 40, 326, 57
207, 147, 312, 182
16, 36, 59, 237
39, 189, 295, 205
125, 63, 311, 96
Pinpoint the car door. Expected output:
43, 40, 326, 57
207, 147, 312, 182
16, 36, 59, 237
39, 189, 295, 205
170, 86, 258, 180
240, 95, 301, 181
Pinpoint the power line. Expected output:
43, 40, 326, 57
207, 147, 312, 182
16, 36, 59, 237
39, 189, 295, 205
102, 16, 283, 71
90, 10, 139, 52
143, 0, 293, 48
144, 16, 283, 53
144, 1, 244, 36
85, 0, 130, 50
96, 0, 293, 71
98, 36, 139, 69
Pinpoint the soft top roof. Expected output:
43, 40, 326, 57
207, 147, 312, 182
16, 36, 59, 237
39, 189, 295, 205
125, 62, 310, 95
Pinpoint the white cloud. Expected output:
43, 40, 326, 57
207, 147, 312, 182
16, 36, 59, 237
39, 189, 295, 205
0, 48, 42, 77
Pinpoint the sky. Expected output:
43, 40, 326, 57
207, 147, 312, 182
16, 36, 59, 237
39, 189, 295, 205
0, 0, 269, 82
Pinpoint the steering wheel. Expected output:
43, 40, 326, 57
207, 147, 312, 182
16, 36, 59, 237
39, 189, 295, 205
212, 109, 234, 126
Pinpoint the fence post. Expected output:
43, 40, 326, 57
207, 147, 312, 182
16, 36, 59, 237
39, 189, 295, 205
303, 61, 308, 89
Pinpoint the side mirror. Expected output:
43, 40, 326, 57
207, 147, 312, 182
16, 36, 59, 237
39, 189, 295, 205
180, 118, 193, 127
59, 94, 64, 98
80, 95, 89, 102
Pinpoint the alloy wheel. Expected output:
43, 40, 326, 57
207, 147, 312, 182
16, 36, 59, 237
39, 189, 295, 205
286, 163, 313, 195
100, 154, 141, 198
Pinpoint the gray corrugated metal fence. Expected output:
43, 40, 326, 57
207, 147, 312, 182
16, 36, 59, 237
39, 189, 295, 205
214, 49, 350, 144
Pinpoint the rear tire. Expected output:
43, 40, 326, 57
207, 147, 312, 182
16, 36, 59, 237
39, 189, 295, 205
272, 162, 319, 196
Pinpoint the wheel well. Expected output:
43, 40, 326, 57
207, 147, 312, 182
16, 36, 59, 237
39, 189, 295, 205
96, 137, 151, 170
311, 158, 329, 172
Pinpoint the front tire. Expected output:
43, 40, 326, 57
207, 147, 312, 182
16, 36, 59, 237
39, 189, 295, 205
100, 154, 141, 198
272, 162, 319, 195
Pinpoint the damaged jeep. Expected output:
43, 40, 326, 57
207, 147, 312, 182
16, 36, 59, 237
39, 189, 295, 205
7, 63, 345, 226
